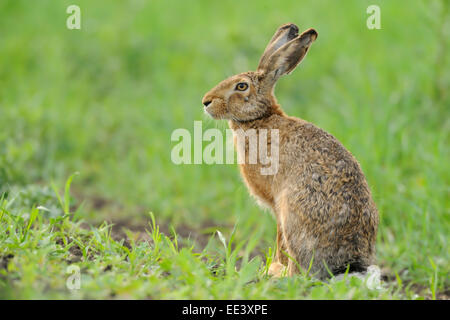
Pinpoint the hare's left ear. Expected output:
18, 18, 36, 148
258, 28, 318, 87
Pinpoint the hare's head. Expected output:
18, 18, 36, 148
202, 23, 317, 122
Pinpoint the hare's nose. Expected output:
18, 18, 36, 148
203, 100, 212, 107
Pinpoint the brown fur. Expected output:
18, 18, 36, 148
202, 23, 378, 279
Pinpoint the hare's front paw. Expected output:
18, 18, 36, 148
268, 262, 287, 278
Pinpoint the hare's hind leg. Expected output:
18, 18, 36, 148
282, 212, 326, 278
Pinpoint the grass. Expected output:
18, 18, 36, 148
0, 0, 449, 299
0, 180, 421, 299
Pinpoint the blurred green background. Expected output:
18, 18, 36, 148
0, 0, 448, 295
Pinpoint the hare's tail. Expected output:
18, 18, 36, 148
333, 265, 383, 290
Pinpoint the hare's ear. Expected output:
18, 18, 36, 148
258, 28, 318, 87
257, 23, 300, 70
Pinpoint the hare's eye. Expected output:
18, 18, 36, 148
235, 82, 248, 91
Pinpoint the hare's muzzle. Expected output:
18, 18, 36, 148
202, 97, 224, 119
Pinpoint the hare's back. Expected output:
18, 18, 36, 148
281, 120, 376, 221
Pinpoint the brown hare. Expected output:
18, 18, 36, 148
202, 23, 378, 279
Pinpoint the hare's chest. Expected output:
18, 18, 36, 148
231, 126, 280, 210
238, 163, 274, 210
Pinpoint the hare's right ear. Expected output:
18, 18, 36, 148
257, 27, 318, 88
257, 23, 300, 70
